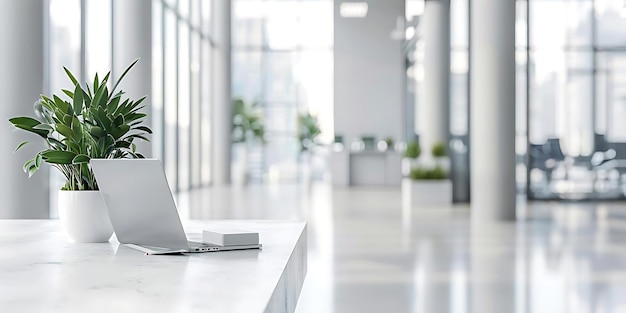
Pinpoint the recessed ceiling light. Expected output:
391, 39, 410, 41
340, 2, 368, 18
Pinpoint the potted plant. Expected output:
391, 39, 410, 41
297, 112, 322, 183
231, 98, 265, 184
9, 60, 152, 242
402, 143, 452, 207
402, 140, 421, 176
431, 141, 450, 171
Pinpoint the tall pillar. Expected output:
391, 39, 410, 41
0, 0, 49, 218
419, 0, 450, 153
212, 0, 232, 185
113, 0, 152, 157
470, 0, 516, 221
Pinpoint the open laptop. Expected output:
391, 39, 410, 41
90, 159, 262, 254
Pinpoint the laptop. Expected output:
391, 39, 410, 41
90, 159, 262, 254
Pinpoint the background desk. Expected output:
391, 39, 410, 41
0, 220, 306, 313
329, 150, 402, 186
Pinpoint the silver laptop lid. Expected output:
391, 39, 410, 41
90, 159, 189, 250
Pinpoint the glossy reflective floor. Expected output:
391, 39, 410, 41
176, 184, 626, 313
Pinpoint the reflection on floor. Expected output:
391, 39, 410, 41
176, 184, 626, 313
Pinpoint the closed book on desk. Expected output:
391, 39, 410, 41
203, 228, 259, 246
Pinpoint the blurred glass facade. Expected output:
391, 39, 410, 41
232, 0, 333, 182
46, 0, 626, 199
524, 0, 626, 200
152, 0, 215, 191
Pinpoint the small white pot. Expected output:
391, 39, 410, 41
58, 190, 114, 243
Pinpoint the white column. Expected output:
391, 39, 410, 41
0, 0, 48, 218
470, 0, 516, 221
112, 0, 152, 157
419, 0, 450, 153
212, 0, 232, 185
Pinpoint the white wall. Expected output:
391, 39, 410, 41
333, 0, 405, 143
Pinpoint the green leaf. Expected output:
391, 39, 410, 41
106, 96, 121, 113
41, 150, 77, 164
93, 73, 99, 92
111, 124, 130, 140
62, 89, 74, 99
89, 126, 106, 138
35, 153, 42, 168
46, 137, 66, 150
33, 124, 54, 132
14, 141, 29, 153
63, 67, 79, 86
28, 165, 38, 178
8, 117, 48, 137
53, 95, 69, 114
23, 158, 35, 173
73, 83, 84, 114
62, 114, 72, 126
113, 114, 125, 127
72, 154, 90, 164
133, 126, 153, 134
125, 134, 150, 142
55, 124, 74, 139
114, 141, 131, 149
111, 59, 139, 95
9, 116, 40, 128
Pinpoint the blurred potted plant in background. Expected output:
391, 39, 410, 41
298, 112, 322, 184
232, 98, 265, 184
9, 60, 151, 243
402, 142, 452, 207
431, 141, 450, 173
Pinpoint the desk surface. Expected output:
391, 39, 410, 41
0, 220, 307, 313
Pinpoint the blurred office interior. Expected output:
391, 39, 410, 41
4, 0, 626, 312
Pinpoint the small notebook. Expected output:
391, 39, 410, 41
202, 228, 259, 246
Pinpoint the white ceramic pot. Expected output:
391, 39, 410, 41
58, 190, 114, 243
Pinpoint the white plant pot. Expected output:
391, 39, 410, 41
402, 178, 452, 207
58, 190, 114, 243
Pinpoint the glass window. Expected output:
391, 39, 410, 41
152, 1, 164, 161
85, 0, 112, 80
201, 41, 212, 185
49, 0, 81, 93
232, 1, 264, 48
164, 8, 178, 190
233, 0, 333, 182
190, 0, 201, 29
598, 53, 626, 142
530, 0, 592, 49
178, 21, 191, 190
263, 52, 296, 102
450, 51, 468, 136
201, 0, 211, 36
264, 1, 299, 50
179, 0, 190, 20
190, 32, 201, 187
232, 51, 262, 103
595, 0, 626, 47
450, 0, 468, 48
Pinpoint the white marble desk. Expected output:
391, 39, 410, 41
0, 220, 307, 313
